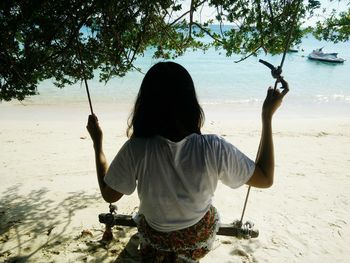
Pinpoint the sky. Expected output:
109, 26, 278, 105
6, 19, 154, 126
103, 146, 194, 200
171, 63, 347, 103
178, 0, 349, 26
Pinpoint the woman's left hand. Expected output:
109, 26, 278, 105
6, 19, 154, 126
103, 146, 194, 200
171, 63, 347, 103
262, 78, 289, 120
87, 114, 103, 148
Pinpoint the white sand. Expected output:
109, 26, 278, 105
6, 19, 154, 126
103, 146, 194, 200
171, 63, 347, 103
1, 100, 350, 263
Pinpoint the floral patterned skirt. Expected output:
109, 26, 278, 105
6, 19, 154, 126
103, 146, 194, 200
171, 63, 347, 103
136, 206, 219, 263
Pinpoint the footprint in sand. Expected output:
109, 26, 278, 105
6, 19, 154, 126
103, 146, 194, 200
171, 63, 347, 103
230, 247, 254, 262
221, 240, 232, 245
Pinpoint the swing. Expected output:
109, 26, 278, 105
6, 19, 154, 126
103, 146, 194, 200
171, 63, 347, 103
98, 204, 259, 242
79, 0, 300, 242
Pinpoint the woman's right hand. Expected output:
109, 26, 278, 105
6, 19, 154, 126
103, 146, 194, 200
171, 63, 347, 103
262, 78, 289, 120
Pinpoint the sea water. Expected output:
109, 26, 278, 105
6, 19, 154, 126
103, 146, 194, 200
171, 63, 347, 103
28, 31, 350, 117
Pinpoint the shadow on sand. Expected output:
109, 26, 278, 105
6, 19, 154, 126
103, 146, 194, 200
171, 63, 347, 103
0, 184, 102, 262
113, 233, 141, 263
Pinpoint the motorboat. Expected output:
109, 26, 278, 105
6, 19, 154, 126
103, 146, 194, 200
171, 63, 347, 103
288, 47, 299, 53
308, 48, 345, 63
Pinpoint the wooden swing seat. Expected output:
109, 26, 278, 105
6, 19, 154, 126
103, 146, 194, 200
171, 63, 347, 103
101, 213, 259, 239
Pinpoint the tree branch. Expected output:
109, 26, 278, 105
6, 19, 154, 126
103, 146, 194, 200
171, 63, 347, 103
48, 4, 95, 62
192, 22, 224, 44
188, 0, 195, 39
267, 0, 275, 24
169, 0, 206, 26
234, 45, 262, 63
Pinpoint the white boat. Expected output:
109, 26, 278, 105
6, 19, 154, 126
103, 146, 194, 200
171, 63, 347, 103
308, 48, 345, 63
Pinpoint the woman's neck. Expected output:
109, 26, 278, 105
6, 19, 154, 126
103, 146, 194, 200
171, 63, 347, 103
161, 129, 191, 142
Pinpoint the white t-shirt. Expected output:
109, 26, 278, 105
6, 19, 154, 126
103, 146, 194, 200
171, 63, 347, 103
105, 134, 255, 232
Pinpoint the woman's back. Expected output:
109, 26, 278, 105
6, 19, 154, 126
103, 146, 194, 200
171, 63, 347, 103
105, 133, 255, 232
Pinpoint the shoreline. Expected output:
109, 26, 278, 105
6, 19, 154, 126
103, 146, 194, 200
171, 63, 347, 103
1, 101, 350, 262
1, 93, 350, 121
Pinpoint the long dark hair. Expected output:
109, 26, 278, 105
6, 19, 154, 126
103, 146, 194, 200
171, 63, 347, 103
127, 62, 204, 138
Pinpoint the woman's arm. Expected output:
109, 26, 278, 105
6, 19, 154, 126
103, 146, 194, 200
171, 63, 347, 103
87, 114, 123, 203
246, 79, 289, 188
247, 115, 274, 188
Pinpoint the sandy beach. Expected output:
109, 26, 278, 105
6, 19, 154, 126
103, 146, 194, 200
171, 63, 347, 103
1, 100, 350, 263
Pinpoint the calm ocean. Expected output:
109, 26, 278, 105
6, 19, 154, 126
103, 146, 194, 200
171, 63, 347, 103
29, 30, 350, 116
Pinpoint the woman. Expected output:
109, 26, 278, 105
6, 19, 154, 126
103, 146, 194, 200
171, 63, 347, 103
87, 62, 288, 262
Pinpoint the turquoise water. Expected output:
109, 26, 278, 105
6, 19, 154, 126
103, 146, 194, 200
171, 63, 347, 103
31, 33, 350, 116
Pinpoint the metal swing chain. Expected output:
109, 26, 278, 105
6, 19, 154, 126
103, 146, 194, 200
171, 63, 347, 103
239, 0, 302, 226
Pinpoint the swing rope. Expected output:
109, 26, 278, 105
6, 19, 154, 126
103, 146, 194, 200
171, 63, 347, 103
77, 41, 94, 115
238, 0, 301, 227
77, 38, 115, 210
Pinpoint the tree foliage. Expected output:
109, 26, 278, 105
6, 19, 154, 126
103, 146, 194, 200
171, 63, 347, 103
0, 0, 344, 101
314, 1, 350, 43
